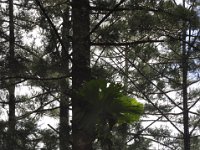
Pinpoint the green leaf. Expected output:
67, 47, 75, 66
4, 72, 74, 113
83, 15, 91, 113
116, 96, 144, 124
77, 80, 144, 128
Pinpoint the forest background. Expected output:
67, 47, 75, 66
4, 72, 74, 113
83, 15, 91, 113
0, 0, 200, 150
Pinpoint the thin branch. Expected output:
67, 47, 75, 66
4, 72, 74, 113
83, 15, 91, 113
128, 133, 183, 140
88, 0, 126, 36
190, 118, 200, 136
141, 137, 175, 150
114, 47, 183, 110
101, 58, 183, 134
48, 124, 59, 134
189, 97, 200, 110
34, 0, 72, 61
1, 74, 71, 81
91, 40, 164, 46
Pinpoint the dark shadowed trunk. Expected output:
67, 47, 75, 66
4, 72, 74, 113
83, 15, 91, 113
182, 27, 190, 150
7, 0, 16, 149
59, 6, 71, 150
182, 1, 190, 149
72, 0, 93, 149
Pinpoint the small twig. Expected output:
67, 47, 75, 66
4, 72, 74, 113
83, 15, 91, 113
48, 124, 59, 134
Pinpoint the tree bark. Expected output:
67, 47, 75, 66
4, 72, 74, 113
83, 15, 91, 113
72, 0, 93, 149
7, 0, 16, 149
182, 27, 190, 150
59, 6, 71, 150
182, 0, 190, 149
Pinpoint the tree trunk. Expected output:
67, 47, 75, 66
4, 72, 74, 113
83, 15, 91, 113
72, 0, 93, 149
182, 27, 190, 150
182, 0, 190, 149
59, 6, 71, 150
7, 0, 16, 149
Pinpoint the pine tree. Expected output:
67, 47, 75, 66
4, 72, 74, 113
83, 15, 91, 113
1, 0, 199, 149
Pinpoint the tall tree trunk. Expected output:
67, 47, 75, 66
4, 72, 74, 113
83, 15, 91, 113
182, 31, 190, 150
7, 0, 16, 149
182, 25, 190, 150
182, 0, 190, 149
59, 6, 70, 150
72, 0, 93, 149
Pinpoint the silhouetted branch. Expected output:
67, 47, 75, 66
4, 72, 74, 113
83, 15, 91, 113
91, 40, 164, 46
89, 0, 126, 36
34, 0, 72, 61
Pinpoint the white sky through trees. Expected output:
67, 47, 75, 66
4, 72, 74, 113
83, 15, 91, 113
0, 0, 199, 149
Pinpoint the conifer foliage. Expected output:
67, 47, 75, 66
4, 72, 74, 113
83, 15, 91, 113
0, 0, 199, 150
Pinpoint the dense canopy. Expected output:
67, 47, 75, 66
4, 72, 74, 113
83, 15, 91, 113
0, 0, 199, 150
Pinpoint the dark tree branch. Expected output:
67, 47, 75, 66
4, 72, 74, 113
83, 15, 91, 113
34, 0, 72, 61
1, 74, 71, 81
190, 118, 200, 136
114, 47, 183, 110
88, 0, 126, 36
140, 137, 175, 149
101, 58, 183, 134
91, 40, 164, 46
48, 124, 59, 134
